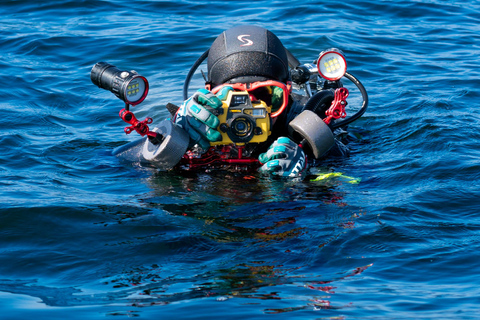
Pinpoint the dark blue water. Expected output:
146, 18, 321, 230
1, 0, 480, 318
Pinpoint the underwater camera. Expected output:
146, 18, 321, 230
210, 81, 289, 146
211, 90, 271, 145
90, 62, 149, 106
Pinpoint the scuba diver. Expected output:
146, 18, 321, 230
91, 25, 368, 177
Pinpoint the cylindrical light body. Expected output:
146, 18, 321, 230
91, 62, 149, 105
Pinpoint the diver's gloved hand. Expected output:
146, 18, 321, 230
258, 137, 307, 177
174, 88, 227, 150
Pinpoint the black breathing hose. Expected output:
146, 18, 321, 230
182, 51, 369, 128
183, 49, 209, 100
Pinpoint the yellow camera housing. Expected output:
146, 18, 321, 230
210, 90, 271, 146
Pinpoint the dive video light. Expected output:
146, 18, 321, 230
90, 62, 149, 106
317, 48, 347, 81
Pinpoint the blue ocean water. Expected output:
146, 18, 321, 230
1, 0, 480, 318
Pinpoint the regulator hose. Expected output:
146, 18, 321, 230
183, 53, 368, 129
304, 89, 335, 118
183, 49, 209, 100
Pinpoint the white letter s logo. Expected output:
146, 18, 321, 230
237, 35, 253, 47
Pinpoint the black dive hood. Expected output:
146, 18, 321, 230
183, 25, 296, 100
207, 25, 289, 87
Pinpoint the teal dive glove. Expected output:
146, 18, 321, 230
174, 88, 226, 150
258, 137, 307, 177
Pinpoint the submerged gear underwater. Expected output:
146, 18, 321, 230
98, 25, 368, 177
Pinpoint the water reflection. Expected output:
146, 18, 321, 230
0, 260, 373, 314
0, 169, 371, 315
103, 170, 370, 313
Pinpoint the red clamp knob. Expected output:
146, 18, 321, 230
119, 108, 155, 137
324, 87, 349, 125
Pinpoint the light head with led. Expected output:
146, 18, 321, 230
90, 62, 149, 106
317, 48, 347, 81
90, 62, 164, 143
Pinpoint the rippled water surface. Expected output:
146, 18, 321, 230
1, 0, 480, 319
